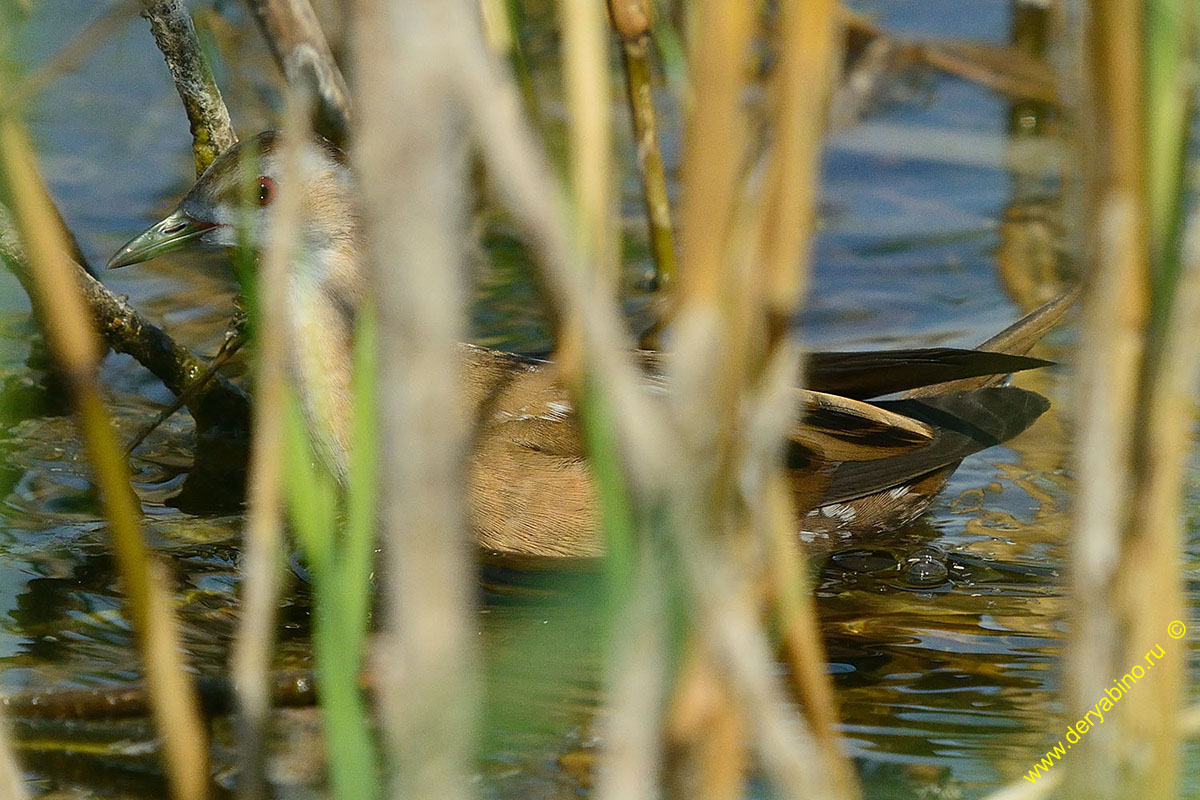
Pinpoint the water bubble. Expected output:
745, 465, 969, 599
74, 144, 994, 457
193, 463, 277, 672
902, 547, 949, 588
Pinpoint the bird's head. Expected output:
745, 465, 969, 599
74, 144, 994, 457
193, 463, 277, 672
107, 130, 357, 274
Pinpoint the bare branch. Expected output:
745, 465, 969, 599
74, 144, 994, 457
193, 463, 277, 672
0, 201, 249, 435
141, 0, 238, 172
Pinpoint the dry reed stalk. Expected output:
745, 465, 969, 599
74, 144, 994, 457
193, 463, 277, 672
352, 1, 478, 797
665, 646, 748, 800
674, 0, 753, 313
556, 3, 667, 798
660, 0, 851, 795
610, 3, 759, 795
558, 0, 616, 289
1064, 0, 1140, 794
608, 0, 677, 292
230, 95, 310, 800
1064, 3, 1147, 794
1109, 193, 1200, 799
1065, 0, 1191, 797
142, 0, 238, 173
0, 118, 209, 800
245, 0, 352, 146
746, 0, 857, 794
757, 0, 836, 329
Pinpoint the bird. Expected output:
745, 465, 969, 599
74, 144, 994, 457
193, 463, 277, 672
108, 131, 1066, 559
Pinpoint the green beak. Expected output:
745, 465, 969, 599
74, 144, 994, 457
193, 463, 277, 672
106, 209, 220, 269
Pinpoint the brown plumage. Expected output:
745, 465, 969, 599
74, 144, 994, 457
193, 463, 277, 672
109, 132, 1070, 558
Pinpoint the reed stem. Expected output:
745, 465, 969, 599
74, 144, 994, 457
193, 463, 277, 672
0, 115, 210, 800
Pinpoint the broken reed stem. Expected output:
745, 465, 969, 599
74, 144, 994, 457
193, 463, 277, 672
245, 0, 352, 147
0, 670, 320, 721
352, 1, 478, 798
0, 118, 209, 800
230, 96, 310, 800
142, 0, 237, 174
608, 0, 677, 293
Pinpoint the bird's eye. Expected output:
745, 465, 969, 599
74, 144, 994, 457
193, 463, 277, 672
256, 176, 275, 207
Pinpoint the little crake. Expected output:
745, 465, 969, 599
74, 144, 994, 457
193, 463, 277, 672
109, 131, 1058, 558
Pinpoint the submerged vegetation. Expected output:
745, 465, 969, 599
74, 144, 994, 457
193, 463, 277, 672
0, 0, 1196, 799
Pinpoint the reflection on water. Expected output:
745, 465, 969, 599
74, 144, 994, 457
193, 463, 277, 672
1, 1, 1197, 799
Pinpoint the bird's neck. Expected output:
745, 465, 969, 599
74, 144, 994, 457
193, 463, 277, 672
286, 185, 366, 321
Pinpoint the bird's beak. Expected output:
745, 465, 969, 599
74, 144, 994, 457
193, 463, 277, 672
106, 208, 220, 269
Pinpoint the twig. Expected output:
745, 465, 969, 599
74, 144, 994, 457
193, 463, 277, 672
141, 0, 238, 174
1, 671, 319, 721
921, 41, 1056, 104
244, 0, 352, 146
124, 331, 244, 455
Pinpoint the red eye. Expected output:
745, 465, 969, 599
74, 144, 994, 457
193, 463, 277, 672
256, 176, 275, 206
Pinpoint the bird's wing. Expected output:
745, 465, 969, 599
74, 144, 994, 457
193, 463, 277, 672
791, 390, 935, 462
904, 288, 1077, 397
805, 348, 1051, 399
812, 386, 1049, 506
